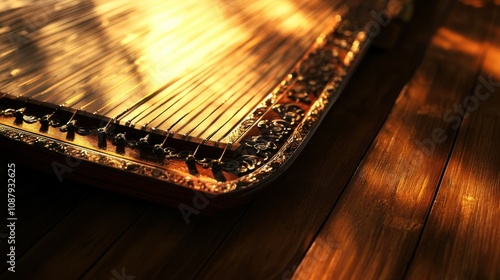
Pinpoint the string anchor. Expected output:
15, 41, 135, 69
97, 118, 115, 149
185, 142, 203, 176
13, 108, 25, 124
153, 130, 171, 156
211, 143, 231, 182
60, 109, 80, 140
40, 110, 56, 131
113, 132, 127, 147
138, 134, 150, 150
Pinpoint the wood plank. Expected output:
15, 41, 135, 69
80, 204, 245, 279
0, 163, 89, 273
406, 3, 500, 278
293, 1, 496, 279
0, 191, 147, 279
195, 1, 455, 279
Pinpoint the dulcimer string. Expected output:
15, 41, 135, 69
112, 1, 283, 126
6, 0, 185, 101
200, 6, 339, 143
11, 0, 266, 113
144, 27, 293, 132
0, 1, 97, 90
1, 0, 341, 143
125, 1, 336, 140
99, 1, 276, 123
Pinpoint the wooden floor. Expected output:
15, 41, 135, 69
1, 0, 500, 279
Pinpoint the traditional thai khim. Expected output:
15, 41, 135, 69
0, 0, 388, 211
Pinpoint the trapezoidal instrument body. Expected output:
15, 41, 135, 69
0, 0, 387, 212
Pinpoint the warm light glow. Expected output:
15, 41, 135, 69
0, 0, 342, 142
460, 0, 486, 8
433, 28, 482, 54
433, 27, 500, 77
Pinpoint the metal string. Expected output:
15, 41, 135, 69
1, 0, 343, 143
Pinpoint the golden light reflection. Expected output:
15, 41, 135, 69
0, 0, 342, 142
432, 27, 500, 77
433, 28, 482, 54
464, 195, 475, 202
460, 0, 486, 8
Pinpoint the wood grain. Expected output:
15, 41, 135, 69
406, 3, 500, 278
195, 1, 455, 279
293, 1, 496, 279
0, 164, 89, 273
2, 1, 499, 279
80, 204, 245, 279
0, 191, 147, 280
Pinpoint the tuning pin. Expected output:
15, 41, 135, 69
38, 114, 52, 133
61, 120, 77, 140
40, 114, 51, 128
112, 132, 127, 154
13, 108, 25, 124
61, 120, 77, 132
97, 127, 107, 148
138, 134, 150, 150
97, 127, 106, 137
185, 154, 199, 176
113, 132, 127, 146
153, 144, 165, 155
211, 160, 226, 182
153, 131, 172, 156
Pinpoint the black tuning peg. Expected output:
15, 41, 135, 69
13, 108, 25, 124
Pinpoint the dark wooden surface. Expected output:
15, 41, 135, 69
1, 0, 500, 279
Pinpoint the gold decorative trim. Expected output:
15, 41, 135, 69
0, 12, 372, 197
